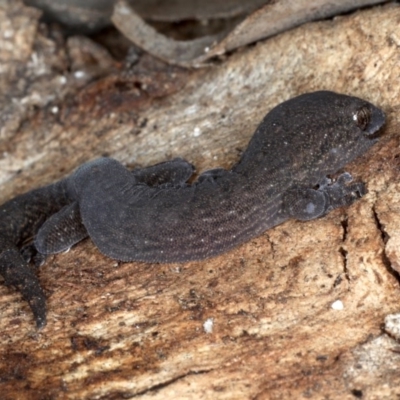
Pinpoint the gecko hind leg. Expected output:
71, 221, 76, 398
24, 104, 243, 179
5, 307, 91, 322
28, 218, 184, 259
35, 201, 86, 255
132, 157, 194, 187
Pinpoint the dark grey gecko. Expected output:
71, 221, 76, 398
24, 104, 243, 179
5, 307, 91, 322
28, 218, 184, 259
0, 91, 385, 327
37, 91, 385, 261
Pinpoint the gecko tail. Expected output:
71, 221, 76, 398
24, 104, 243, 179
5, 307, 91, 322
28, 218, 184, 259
0, 242, 46, 328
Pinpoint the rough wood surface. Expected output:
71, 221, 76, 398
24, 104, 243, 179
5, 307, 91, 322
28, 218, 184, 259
0, 1, 400, 399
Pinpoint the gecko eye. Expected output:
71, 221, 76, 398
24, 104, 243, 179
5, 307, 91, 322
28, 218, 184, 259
354, 106, 371, 130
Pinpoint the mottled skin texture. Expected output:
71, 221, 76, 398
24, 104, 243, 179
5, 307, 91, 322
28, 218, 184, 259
0, 91, 385, 327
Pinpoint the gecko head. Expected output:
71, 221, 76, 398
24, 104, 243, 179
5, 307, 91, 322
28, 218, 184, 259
320, 90, 385, 170
274, 91, 386, 175
294, 90, 385, 139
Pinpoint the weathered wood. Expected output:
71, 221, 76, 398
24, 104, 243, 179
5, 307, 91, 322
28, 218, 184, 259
0, 1, 400, 399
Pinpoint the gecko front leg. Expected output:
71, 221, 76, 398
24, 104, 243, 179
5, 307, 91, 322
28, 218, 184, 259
281, 173, 366, 221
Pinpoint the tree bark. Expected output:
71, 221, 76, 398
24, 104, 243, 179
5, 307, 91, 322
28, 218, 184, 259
0, 2, 399, 399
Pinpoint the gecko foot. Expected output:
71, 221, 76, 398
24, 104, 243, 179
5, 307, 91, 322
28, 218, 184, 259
323, 172, 366, 212
282, 173, 366, 222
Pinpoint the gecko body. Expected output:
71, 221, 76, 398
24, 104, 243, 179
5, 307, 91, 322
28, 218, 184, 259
0, 91, 385, 327
50, 91, 385, 262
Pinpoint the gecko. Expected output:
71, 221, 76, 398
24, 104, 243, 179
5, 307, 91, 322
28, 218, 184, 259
0, 91, 385, 327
